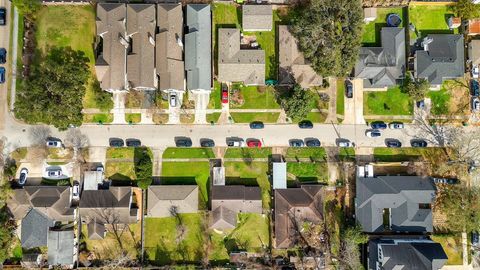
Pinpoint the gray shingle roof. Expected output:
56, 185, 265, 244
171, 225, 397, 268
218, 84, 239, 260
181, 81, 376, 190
218, 28, 265, 85
242, 5, 272, 31
87, 220, 105, 240
414, 34, 465, 85
147, 185, 198, 217
185, 4, 211, 91
355, 176, 436, 233
21, 208, 54, 249
48, 229, 74, 266
156, 4, 185, 92
354, 27, 405, 88
126, 4, 156, 90
96, 3, 127, 91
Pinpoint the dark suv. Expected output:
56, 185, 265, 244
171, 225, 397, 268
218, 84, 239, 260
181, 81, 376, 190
386, 139, 402, 148
0, 8, 5, 26
345, 80, 353, 98
175, 138, 192, 147
0, 48, 6, 64
0, 67, 5, 84
298, 120, 313, 129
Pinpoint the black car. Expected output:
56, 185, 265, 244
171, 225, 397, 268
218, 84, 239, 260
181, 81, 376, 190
176, 138, 192, 147
345, 80, 353, 98
370, 121, 387, 129
298, 120, 313, 129
472, 232, 479, 247
305, 138, 321, 147
0, 8, 5, 26
0, 48, 6, 64
410, 139, 427, 148
472, 79, 480, 97
416, 100, 425, 109
109, 138, 124, 147
126, 139, 141, 147
249, 121, 264, 129
386, 139, 402, 148
289, 139, 304, 147
200, 139, 215, 147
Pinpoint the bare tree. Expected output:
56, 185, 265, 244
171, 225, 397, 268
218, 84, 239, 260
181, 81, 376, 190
410, 110, 457, 148
64, 128, 89, 160
28, 125, 51, 146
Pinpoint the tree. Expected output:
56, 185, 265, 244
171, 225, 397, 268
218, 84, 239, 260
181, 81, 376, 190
437, 185, 480, 233
12, 0, 41, 20
92, 79, 113, 112
28, 125, 51, 146
64, 128, 89, 160
290, 0, 363, 77
14, 47, 90, 130
454, 0, 480, 20
279, 84, 314, 121
134, 148, 152, 190
403, 76, 430, 101
338, 226, 368, 270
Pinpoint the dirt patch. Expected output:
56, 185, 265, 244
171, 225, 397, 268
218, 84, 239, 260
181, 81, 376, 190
445, 79, 470, 115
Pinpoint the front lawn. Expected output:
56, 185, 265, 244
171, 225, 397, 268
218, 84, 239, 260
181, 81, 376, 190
428, 89, 451, 115
144, 214, 205, 265
83, 113, 113, 124
207, 113, 222, 123
126, 113, 141, 124
106, 147, 135, 159
105, 162, 136, 181
429, 80, 470, 116
208, 81, 222, 109
430, 234, 463, 265
287, 162, 329, 183
338, 147, 356, 161
362, 7, 406, 45
224, 161, 271, 208
230, 85, 280, 109
374, 147, 448, 162
408, 4, 456, 40
162, 148, 215, 159
336, 79, 345, 115
303, 112, 327, 123
364, 86, 413, 115
224, 147, 272, 159
161, 162, 210, 209
230, 112, 280, 123
286, 147, 326, 160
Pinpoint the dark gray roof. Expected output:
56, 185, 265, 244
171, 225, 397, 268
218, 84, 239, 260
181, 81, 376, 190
79, 187, 136, 224
356, 176, 436, 233
415, 34, 465, 85
368, 238, 447, 270
185, 4, 211, 91
87, 220, 105, 240
211, 185, 261, 201
21, 209, 54, 249
354, 27, 405, 88
48, 229, 74, 266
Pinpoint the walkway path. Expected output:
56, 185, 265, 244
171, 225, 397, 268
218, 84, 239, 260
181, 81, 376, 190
9, 7, 18, 112
112, 91, 127, 124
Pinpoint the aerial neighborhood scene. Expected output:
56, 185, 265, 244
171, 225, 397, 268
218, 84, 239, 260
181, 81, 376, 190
2, 0, 480, 268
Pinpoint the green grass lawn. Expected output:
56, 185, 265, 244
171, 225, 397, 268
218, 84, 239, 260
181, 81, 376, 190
304, 112, 327, 123
428, 88, 451, 115
207, 113, 222, 124
105, 161, 136, 181
209, 81, 223, 109
10, 147, 28, 161
287, 162, 329, 183
364, 86, 413, 115
162, 148, 215, 159
126, 113, 141, 124
362, 7, 406, 45
231, 85, 280, 109
430, 234, 463, 265
224, 161, 271, 209
83, 113, 113, 124
230, 112, 280, 123
408, 4, 456, 40
338, 147, 356, 161
286, 147, 326, 160
144, 214, 205, 265
106, 147, 135, 159
374, 147, 448, 162
224, 147, 272, 159
243, 30, 277, 80
336, 79, 345, 115
161, 162, 210, 209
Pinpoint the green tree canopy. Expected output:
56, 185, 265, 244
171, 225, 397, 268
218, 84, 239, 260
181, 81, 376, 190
403, 76, 430, 101
279, 84, 314, 121
454, 0, 480, 20
12, 0, 41, 20
437, 185, 480, 233
290, 0, 363, 77
14, 47, 90, 130
135, 148, 153, 190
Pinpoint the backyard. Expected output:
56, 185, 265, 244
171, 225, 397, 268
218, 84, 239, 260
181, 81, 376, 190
408, 4, 456, 40
362, 7, 406, 45
430, 234, 463, 265
287, 162, 328, 183
364, 86, 413, 116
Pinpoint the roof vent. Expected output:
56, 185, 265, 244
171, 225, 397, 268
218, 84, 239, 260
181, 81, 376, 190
422, 37, 433, 51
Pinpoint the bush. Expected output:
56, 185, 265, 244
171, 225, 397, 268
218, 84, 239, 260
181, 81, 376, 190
92, 79, 113, 112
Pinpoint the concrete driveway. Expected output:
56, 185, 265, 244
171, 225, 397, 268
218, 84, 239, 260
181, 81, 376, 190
112, 91, 127, 124
190, 90, 210, 124
168, 91, 184, 124
16, 161, 43, 186
343, 79, 365, 125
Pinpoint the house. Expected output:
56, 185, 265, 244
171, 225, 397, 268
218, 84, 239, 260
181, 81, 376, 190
368, 238, 448, 270
126, 4, 156, 90
242, 5, 272, 32
95, 3, 127, 92
185, 4, 211, 92
210, 185, 262, 230
278, 25, 322, 88
47, 229, 74, 267
147, 185, 198, 217
363, 7, 377, 23
355, 176, 436, 233
218, 28, 265, 85
156, 4, 185, 93
272, 161, 287, 190
354, 27, 405, 89
469, 40, 480, 68
21, 209, 55, 248
468, 19, 480, 35
79, 186, 139, 239
274, 185, 324, 248
414, 34, 464, 87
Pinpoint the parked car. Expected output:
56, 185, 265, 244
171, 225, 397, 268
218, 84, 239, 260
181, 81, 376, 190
365, 129, 381, 138
47, 170, 62, 178
109, 138, 124, 147
370, 122, 387, 129
298, 120, 313, 129
410, 139, 427, 148
472, 80, 480, 97
249, 121, 264, 129
170, 93, 177, 107
126, 138, 141, 147
247, 139, 262, 148
200, 139, 215, 147
416, 100, 425, 109
337, 140, 354, 147
46, 139, 62, 148
472, 232, 479, 248
385, 139, 402, 148
18, 168, 28, 186
389, 122, 404, 129
96, 165, 104, 172
345, 80, 353, 98
227, 139, 246, 147
175, 138, 192, 147
0, 48, 6, 64
221, 83, 228, 104
72, 182, 80, 200
0, 67, 5, 84
473, 97, 480, 112
305, 138, 321, 147
0, 8, 6, 26
289, 139, 304, 147
473, 66, 479, 79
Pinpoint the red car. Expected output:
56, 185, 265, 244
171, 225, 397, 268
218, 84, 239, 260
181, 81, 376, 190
247, 139, 262, 148
221, 83, 228, 104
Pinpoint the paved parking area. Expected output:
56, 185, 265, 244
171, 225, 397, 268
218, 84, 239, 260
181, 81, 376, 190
343, 79, 365, 125
191, 90, 210, 124
168, 91, 184, 124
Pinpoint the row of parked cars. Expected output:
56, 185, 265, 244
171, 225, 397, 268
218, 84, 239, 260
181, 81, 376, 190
0, 7, 6, 84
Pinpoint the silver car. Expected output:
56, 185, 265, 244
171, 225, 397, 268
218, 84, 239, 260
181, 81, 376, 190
170, 94, 177, 107
389, 122, 404, 129
19, 168, 28, 185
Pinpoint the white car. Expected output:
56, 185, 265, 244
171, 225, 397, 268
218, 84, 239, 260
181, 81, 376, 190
72, 183, 80, 200
337, 141, 354, 147
47, 170, 62, 178
170, 94, 177, 107
473, 97, 480, 112
18, 168, 28, 185
366, 130, 381, 138
227, 140, 246, 147
389, 122, 404, 129
46, 140, 62, 148
473, 66, 479, 79
96, 166, 104, 172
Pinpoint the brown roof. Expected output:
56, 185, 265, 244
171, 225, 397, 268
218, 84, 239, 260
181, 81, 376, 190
242, 5, 272, 31
274, 185, 324, 249
278, 25, 322, 88
469, 19, 480, 35
147, 185, 198, 217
